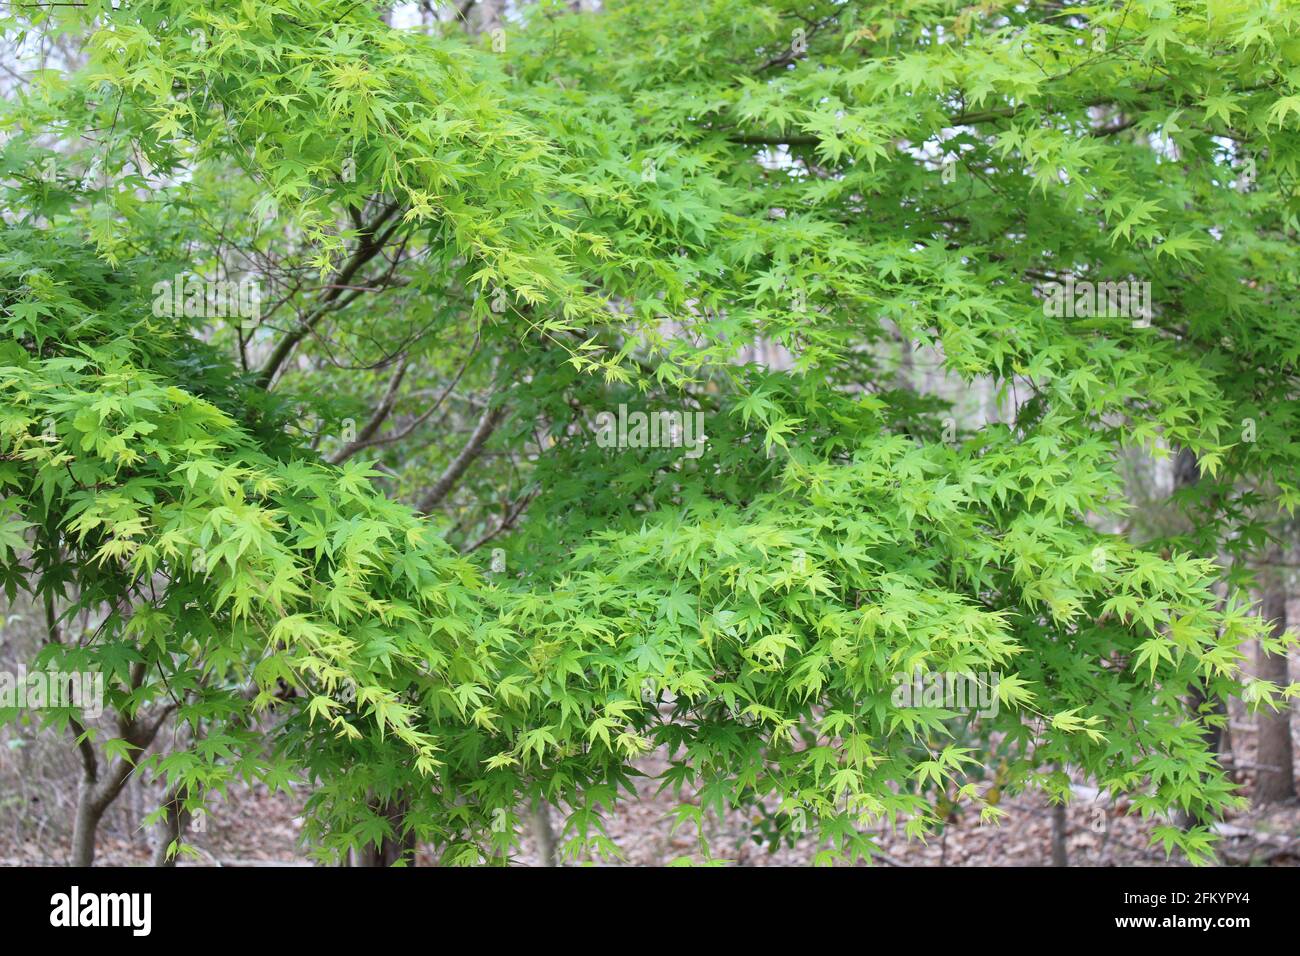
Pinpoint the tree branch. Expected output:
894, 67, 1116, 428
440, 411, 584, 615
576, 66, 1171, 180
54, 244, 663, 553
328, 358, 409, 465
255, 203, 404, 390
417, 400, 507, 513
464, 485, 539, 553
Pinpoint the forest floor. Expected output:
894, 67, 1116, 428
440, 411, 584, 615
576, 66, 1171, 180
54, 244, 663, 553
3, 623, 1297, 867
4, 740, 1297, 867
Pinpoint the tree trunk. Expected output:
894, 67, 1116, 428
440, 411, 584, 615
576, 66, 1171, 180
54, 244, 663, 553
71, 784, 105, 867
70, 757, 137, 867
467, 0, 505, 34
1050, 801, 1068, 867
1255, 581, 1295, 804
351, 796, 415, 866
1171, 446, 1232, 828
531, 795, 558, 867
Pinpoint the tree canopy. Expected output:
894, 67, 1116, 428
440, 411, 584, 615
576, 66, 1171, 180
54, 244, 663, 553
2, 0, 1299, 865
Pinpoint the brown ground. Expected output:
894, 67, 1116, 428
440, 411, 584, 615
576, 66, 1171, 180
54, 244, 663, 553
3, 603, 1296, 867
3, 740, 1296, 867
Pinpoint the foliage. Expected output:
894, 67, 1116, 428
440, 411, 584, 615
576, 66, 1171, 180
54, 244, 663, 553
2, 0, 1299, 864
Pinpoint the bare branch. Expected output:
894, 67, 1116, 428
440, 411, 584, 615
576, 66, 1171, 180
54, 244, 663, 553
417, 400, 507, 514
333, 342, 480, 461
328, 358, 409, 465
255, 203, 404, 389
464, 486, 539, 553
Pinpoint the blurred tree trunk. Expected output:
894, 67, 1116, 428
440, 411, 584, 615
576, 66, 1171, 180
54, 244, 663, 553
531, 795, 558, 866
1172, 448, 1230, 829
1050, 801, 1068, 866
468, 0, 504, 33
1255, 557, 1295, 805
1174, 448, 1225, 762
